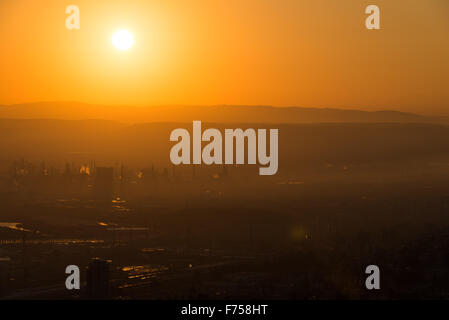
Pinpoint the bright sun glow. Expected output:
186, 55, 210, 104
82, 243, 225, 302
112, 30, 134, 51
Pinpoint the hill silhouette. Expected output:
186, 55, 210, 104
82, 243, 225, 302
1, 102, 448, 124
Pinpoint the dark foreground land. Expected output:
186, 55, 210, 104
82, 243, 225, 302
1, 121, 449, 299
1, 161, 449, 299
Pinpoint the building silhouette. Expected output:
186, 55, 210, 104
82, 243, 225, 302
93, 167, 114, 200
86, 258, 111, 299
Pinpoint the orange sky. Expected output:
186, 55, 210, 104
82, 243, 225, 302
0, 0, 448, 114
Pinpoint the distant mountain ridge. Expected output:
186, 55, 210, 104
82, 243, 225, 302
0, 102, 448, 124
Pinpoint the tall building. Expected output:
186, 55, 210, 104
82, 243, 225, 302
86, 258, 111, 299
0, 257, 11, 297
93, 167, 114, 200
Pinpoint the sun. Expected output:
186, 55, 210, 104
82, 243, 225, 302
112, 30, 134, 51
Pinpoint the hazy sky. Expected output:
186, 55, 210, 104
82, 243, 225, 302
0, 0, 448, 114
